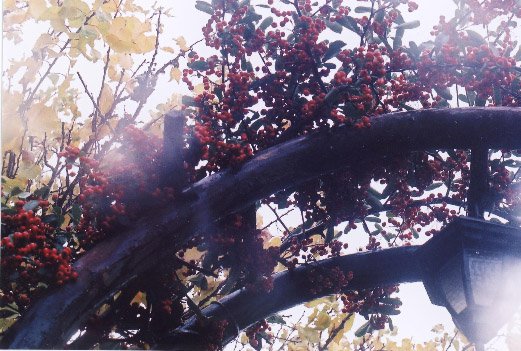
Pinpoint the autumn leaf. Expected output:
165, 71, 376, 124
170, 67, 181, 82
102, 17, 155, 54
315, 311, 331, 330
26, 102, 61, 139
297, 326, 320, 343
29, 0, 48, 20
176, 36, 188, 51
99, 84, 114, 115
2, 92, 25, 151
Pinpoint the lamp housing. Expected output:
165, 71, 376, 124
420, 217, 521, 344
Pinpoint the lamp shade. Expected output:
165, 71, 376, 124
419, 217, 521, 344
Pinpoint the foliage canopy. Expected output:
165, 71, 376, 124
1, 0, 521, 350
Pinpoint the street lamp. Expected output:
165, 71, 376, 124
420, 217, 521, 349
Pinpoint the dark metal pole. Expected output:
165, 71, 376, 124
162, 110, 187, 189
467, 146, 489, 218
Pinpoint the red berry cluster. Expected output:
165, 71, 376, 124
245, 319, 271, 348
305, 266, 352, 295
1, 200, 77, 309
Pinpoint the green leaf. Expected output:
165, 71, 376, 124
70, 203, 82, 223
259, 17, 273, 31
323, 40, 346, 62
189, 273, 208, 290
411, 227, 419, 239
425, 182, 444, 191
33, 186, 50, 199
355, 321, 371, 337
0, 307, 20, 319
380, 297, 402, 306
466, 90, 476, 106
23, 200, 39, 211
335, 16, 360, 35
182, 96, 196, 106
502, 159, 521, 167
325, 226, 334, 243
514, 47, 521, 61
52, 205, 62, 215
466, 30, 486, 46
434, 86, 453, 100
354, 6, 371, 13
365, 216, 381, 223
396, 20, 420, 30
493, 85, 502, 105
326, 20, 343, 34
10, 187, 23, 197
41, 214, 64, 227
393, 27, 405, 50
407, 41, 420, 57
188, 60, 209, 71
458, 94, 469, 103
195, 1, 213, 15
266, 314, 286, 324
17, 191, 32, 199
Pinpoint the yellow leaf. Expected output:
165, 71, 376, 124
194, 83, 205, 94
307, 307, 319, 324
61, 214, 72, 229
331, 314, 355, 344
2, 92, 24, 151
103, 17, 155, 54
33, 33, 57, 52
130, 291, 147, 307
3, 11, 29, 36
176, 36, 188, 51
27, 102, 60, 138
264, 236, 281, 249
297, 326, 320, 344
116, 53, 133, 70
2, 177, 27, 195
305, 296, 336, 308
18, 163, 42, 180
136, 34, 155, 53
29, 0, 48, 20
101, 0, 118, 13
99, 84, 114, 115
240, 334, 248, 345
315, 311, 331, 330
95, 121, 115, 141
4, 0, 16, 11
288, 343, 310, 351
162, 46, 176, 53
183, 247, 204, 262
170, 67, 181, 83
59, 0, 90, 28
20, 58, 43, 87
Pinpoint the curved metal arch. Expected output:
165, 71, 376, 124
4, 107, 521, 349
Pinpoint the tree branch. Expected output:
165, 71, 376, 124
158, 246, 421, 350
4, 107, 521, 349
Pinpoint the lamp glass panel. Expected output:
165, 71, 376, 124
467, 251, 503, 307
440, 255, 467, 314
502, 256, 521, 302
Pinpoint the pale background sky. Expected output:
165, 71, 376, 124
2, 0, 519, 349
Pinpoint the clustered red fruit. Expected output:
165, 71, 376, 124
341, 285, 400, 331
245, 319, 271, 348
1, 200, 77, 308
305, 266, 352, 295
2, 0, 520, 346
198, 318, 229, 351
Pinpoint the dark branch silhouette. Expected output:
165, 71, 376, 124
4, 107, 521, 349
